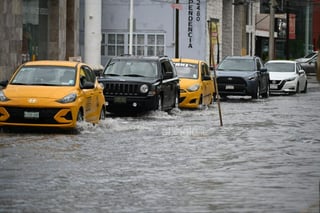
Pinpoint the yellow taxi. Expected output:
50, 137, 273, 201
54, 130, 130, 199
173, 58, 215, 109
0, 60, 105, 130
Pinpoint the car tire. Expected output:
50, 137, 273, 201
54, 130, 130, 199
262, 85, 270, 98
77, 109, 84, 121
172, 91, 179, 108
296, 82, 300, 93
157, 94, 163, 111
252, 84, 260, 99
99, 106, 106, 120
301, 81, 308, 93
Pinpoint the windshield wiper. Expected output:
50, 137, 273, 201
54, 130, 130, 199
105, 73, 120, 76
122, 74, 145, 77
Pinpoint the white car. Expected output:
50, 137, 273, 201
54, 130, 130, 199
265, 60, 308, 94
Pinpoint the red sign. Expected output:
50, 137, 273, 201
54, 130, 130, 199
171, 3, 183, 10
289, 14, 296, 40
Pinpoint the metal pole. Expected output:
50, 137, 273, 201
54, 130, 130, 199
175, 0, 179, 58
269, 0, 275, 60
129, 0, 134, 55
207, 20, 223, 127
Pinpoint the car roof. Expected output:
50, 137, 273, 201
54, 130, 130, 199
172, 58, 204, 64
266, 60, 296, 64
23, 60, 82, 67
224, 55, 258, 60
111, 55, 169, 61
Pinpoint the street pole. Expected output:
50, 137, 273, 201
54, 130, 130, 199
129, 0, 134, 55
175, 0, 179, 58
207, 20, 223, 127
269, 0, 275, 60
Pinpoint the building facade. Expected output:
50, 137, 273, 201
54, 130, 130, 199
1, 0, 319, 81
0, 0, 80, 80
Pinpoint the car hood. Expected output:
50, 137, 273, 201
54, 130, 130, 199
269, 72, 296, 80
3, 85, 77, 99
216, 70, 257, 78
98, 76, 160, 84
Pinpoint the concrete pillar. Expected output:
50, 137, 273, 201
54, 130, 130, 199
0, 0, 23, 80
48, 0, 66, 60
66, 0, 80, 59
84, 0, 102, 66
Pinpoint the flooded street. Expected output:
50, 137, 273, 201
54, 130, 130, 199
1, 78, 320, 213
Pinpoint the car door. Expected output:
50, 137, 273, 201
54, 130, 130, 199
160, 60, 176, 108
201, 62, 213, 104
79, 66, 98, 121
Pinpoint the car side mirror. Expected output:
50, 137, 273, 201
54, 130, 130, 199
298, 70, 305, 75
163, 72, 173, 80
81, 81, 95, 89
260, 68, 267, 72
203, 75, 211, 81
0, 80, 8, 88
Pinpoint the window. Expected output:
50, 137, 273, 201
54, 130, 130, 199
102, 32, 165, 57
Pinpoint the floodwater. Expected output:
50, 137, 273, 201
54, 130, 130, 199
0, 79, 319, 213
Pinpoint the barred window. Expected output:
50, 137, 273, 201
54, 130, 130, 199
102, 32, 165, 57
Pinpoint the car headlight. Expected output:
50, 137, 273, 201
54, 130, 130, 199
0, 90, 9, 102
57, 93, 77, 103
285, 77, 296, 82
140, 84, 149, 93
187, 84, 200, 92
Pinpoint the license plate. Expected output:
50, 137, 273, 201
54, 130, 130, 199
24, 111, 39, 119
114, 97, 126, 103
270, 84, 278, 89
225, 85, 234, 90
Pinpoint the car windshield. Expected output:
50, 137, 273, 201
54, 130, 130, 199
103, 60, 158, 78
174, 63, 198, 79
11, 66, 76, 86
265, 63, 295, 72
217, 58, 255, 71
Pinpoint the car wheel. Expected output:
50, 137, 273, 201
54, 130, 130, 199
252, 84, 260, 99
172, 92, 179, 108
99, 106, 106, 120
302, 81, 308, 93
157, 94, 163, 111
77, 109, 84, 122
296, 82, 300, 93
262, 84, 270, 98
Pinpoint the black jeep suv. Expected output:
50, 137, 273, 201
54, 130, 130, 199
98, 55, 180, 114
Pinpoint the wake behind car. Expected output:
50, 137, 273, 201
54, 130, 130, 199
265, 60, 307, 94
98, 55, 179, 114
0, 60, 106, 130
216, 56, 269, 99
173, 58, 215, 109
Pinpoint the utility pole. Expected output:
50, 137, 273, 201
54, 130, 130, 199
175, 0, 179, 58
269, 0, 275, 60
129, 0, 134, 55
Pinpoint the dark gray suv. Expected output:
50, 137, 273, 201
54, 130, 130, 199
98, 55, 180, 114
216, 56, 270, 99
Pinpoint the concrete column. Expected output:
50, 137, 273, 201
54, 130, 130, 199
66, 0, 80, 59
84, 0, 102, 66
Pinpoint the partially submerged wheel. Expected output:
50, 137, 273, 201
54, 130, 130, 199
157, 94, 163, 111
99, 106, 106, 120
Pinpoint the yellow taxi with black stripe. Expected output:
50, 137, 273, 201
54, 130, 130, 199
173, 58, 215, 109
0, 60, 105, 130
